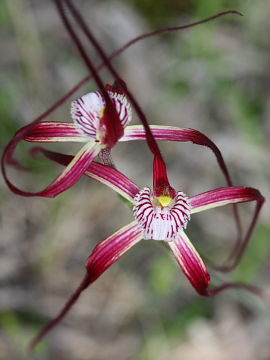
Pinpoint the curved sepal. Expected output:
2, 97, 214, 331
189, 186, 265, 271
4, 142, 100, 197
31, 147, 140, 202
189, 186, 264, 214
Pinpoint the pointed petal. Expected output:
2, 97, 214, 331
28, 221, 142, 352
39, 142, 100, 197
71, 91, 105, 138
169, 232, 210, 295
24, 122, 89, 142
189, 186, 264, 214
5, 142, 100, 197
189, 187, 265, 272
86, 221, 143, 282
31, 148, 140, 202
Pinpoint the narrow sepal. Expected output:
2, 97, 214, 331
28, 221, 142, 352
24, 122, 89, 142
189, 186, 264, 214
31, 147, 140, 202
4, 142, 100, 197
169, 231, 210, 295
189, 186, 265, 272
86, 221, 143, 282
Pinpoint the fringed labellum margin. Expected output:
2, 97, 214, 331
133, 187, 191, 241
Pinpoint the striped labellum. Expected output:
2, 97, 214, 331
133, 187, 191, 241
71, 85, 132, 146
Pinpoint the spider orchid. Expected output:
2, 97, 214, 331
1, 2, 242, 199
28, 147, 264, 352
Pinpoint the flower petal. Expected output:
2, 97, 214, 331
105, 84, 132, 129
169, 233, 261, 298
4, 142, 100, 197
39, 142, 100, 197
28, 221, 142, 352
86, 221, 143, 282
71, 91, 105, 138
189, 186, 264, 271
31, 148, 140, 202
24, 122, 89, 142
189, 186, 264, 214
168, 231, 210, 295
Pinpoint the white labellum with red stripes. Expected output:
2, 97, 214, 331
71, 88, 131, 144
133, 188, 191, 241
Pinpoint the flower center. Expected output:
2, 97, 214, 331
133, 188, 190, 242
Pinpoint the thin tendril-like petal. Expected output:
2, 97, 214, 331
28, 221, 142, 353
3, 141, 99, 197
54, 0, 123, 148
206, 282, 262, 297
27, 10, 243, 126
31, 147, 140, 202
58, 2, 242, 161
61, 0, 171, 191
2, 10, 241, 193
189, 187, 265, 272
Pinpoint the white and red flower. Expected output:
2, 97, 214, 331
28, 146, 264, 351
2, 0, 262, 352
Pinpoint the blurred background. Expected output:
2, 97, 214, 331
1, 0, 270, 359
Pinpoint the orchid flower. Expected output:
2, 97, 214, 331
3, 1, 260, 351
2, 2, 245, 274
1, 2, 242, 199
28, 147, 264, 351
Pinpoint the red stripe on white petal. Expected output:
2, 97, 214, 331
107, 89, 132, 129
169, 232, 210, 296
71, 89, 131, 140
86, 221, 142, 282
134, 188, 190, 241
71, 91, 105, 138
24, 122, 89, 142
31, 148, 139, 202
189, 187, 264, 214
